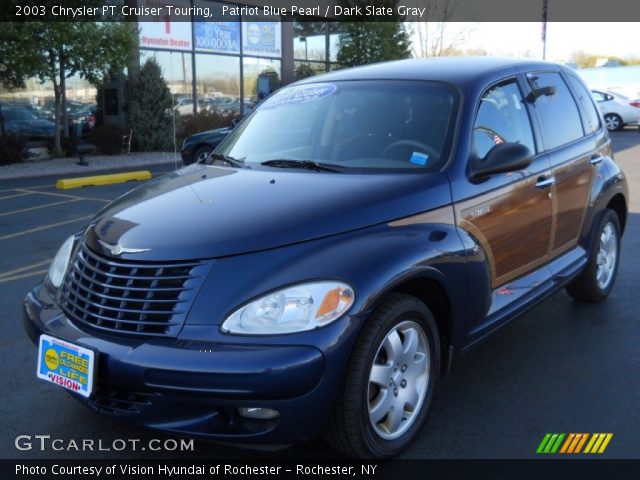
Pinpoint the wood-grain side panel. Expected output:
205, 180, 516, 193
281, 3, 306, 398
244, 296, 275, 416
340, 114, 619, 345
455, 178, 552, 288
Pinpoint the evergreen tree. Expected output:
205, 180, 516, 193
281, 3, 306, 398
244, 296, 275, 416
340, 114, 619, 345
130, 58, 174, 151
336, 1, 411, 68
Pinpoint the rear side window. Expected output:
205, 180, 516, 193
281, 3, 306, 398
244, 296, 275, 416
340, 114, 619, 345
567, 76, 601, 134
472, 80, 535, 159
528, 72, 584, 150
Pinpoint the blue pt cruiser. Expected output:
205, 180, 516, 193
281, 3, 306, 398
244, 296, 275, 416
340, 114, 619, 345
24, 58, 628, 458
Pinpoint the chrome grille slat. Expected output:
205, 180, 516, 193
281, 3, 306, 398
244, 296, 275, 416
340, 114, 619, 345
71, 281, 187, 304
65, 296, 180, 326
59, 243, 208, 337
70, 264, 190, 292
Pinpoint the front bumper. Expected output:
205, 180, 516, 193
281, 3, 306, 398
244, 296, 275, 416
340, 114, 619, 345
23, 285, 357, 445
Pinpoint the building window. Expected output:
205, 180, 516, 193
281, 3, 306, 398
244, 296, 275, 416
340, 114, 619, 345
195, 54, 240, 122
294, 61, 326, 80
140, 50, 194, 101
243, 57, 281, 103
293, 22, 327, 62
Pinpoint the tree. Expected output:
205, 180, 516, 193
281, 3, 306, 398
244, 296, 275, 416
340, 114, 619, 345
569, 50, 640, 68
129, 58, 174, 151
336, 1, 411, 68
0, 21, 137, 152
409, 0, 476, 58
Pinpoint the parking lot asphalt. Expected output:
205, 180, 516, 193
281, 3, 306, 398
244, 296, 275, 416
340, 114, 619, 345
1, 131, 639, 460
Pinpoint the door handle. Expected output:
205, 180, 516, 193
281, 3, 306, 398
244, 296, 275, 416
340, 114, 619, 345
590, 155, 604, 166
535, 176, 555, 189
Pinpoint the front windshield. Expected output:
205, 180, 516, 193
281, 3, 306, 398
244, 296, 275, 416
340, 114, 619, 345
216, 80, 458, 172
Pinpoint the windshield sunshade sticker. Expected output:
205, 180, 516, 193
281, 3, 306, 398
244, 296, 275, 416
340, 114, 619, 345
410, 152, 429, 166
259, 83, 337, 110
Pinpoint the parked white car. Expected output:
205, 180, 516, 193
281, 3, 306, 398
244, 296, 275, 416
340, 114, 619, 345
591, 89, 640, 131
174, 98, 195, 116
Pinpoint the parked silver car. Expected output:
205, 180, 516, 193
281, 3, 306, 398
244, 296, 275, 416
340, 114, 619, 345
591, 89, 640, 131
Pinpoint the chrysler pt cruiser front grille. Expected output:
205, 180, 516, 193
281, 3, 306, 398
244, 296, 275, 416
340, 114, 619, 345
59, 243, 209, 337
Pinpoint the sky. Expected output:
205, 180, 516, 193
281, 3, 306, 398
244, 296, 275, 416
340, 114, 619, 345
410, 23, 640, 62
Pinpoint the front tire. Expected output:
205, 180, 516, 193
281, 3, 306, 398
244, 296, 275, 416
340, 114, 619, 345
324, 293, 440, 458
191, 145, 213, 165
566, 209, 621, 302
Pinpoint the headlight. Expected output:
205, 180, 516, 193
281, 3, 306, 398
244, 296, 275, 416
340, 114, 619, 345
221, 281, 355, 335
47, 235, 75, 288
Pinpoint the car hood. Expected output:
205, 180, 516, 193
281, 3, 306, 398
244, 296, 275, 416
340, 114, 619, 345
86, 164, 452, 260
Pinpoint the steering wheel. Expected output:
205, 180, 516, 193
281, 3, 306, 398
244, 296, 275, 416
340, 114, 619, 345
381, 139, 440, 162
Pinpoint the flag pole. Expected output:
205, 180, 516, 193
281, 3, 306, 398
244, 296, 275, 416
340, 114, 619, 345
542, 0, 548, 60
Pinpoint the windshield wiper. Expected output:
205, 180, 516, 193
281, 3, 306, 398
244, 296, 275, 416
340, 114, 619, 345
205, 152, 246, 168
261, 159, 345, 172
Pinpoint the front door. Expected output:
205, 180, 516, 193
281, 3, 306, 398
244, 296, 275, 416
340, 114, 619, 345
455, 79, 553, 288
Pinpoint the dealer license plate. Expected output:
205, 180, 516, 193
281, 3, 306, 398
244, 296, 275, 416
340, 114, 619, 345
37, 334, 95, 398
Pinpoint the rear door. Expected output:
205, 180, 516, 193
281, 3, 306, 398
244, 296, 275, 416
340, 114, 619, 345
526, 72, 603, 258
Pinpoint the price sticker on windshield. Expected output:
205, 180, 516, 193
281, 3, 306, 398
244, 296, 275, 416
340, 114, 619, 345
259, 83, 337, 110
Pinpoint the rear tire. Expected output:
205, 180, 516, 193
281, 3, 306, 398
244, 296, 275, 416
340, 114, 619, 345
324, 293, 440, 458
566, 209, 621, 302
603, 113, 623, 131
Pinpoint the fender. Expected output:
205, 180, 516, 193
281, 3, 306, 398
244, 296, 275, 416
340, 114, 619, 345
186, 217, 471, 346
579, 156, 628, 254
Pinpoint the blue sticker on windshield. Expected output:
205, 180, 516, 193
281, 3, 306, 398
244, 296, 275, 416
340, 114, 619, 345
410, 152, 429, 166
259, 83, 337, 110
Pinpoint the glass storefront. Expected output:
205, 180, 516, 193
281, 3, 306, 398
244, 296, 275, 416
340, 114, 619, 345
138, 3, 286, 122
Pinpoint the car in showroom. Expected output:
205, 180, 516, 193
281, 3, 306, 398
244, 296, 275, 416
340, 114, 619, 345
24, 57, 628, 458
591, 89, 640, 131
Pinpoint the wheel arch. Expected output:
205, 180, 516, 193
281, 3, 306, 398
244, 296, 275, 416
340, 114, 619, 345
607, 192, 627, 234
365, 271, 456, 376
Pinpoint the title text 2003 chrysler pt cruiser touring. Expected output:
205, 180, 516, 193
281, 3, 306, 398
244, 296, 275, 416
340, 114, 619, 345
24, 58, 628, 458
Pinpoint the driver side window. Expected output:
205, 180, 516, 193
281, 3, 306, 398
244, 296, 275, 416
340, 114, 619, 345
473, 81, 535, 160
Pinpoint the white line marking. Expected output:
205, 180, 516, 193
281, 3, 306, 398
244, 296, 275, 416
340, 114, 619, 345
0, 259, 52, 278
0, 192, 33, 201
0, 269, 48, 284
0, 215, 93, 241
0, 198, 81, 217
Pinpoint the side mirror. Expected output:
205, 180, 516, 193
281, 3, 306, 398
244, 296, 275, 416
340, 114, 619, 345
470, 142, 532, 180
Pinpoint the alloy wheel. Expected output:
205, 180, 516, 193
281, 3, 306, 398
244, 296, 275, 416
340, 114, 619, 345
367, 321, 430, 440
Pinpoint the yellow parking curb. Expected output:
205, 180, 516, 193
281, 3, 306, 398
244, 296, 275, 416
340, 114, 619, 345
55, 171, 152, 190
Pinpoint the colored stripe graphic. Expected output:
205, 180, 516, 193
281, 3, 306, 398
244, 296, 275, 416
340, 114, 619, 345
584, 433, 613, 454
574, 433, 589, 453
538, 433, 612, 454
537, 433, 565, 453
